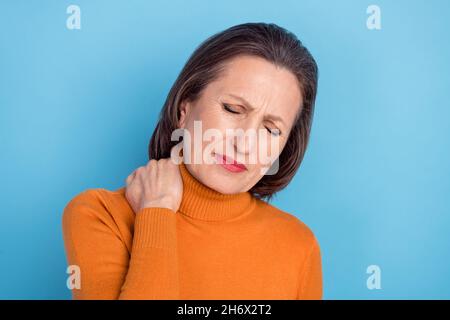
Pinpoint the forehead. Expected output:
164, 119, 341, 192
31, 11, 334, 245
206, 55, 302, 118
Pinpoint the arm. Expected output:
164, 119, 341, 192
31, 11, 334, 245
120, 207, 179, 299
296, 236, 323, 300
62, 190, 179, 299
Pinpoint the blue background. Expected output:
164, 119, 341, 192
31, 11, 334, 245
1, 0, 449, 299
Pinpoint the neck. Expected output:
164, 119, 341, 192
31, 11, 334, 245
178, 162, 255, 222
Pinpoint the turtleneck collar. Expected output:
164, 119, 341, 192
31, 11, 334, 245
178, 162, 256, 222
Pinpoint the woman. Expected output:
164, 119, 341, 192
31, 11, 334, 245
62, 22, 322, 300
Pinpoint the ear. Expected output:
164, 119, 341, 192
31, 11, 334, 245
178, 100, 191, 128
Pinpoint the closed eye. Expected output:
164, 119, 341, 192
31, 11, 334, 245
266, 127, 281, 136
222, 103, 241, 114
223, 102, 282, 136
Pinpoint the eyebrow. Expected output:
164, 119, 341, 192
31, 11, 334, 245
225, 93, 287, 127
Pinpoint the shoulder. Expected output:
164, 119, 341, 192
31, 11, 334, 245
63, 186, 127, 213
253, 198, 320, 249
62, 187, 133, 237
63, 188, 106, 227
64, 188, 110, 216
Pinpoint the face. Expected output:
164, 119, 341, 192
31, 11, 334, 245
177, 55, 302, 194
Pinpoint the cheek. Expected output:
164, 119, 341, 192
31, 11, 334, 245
203, 110, 235, 132
187, 103, 230, 132
182, 108, 231, 159
255, 135, 284, 163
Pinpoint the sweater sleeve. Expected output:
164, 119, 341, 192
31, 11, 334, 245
62, 190, 179, 299
296, 236, 323, 300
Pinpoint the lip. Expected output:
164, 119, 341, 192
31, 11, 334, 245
214, 153, 247, 173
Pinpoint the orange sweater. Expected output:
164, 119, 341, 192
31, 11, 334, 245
62, 162, 323, 299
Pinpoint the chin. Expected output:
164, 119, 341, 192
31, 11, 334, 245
211, 184, 243, 194
201, 170, 247, 194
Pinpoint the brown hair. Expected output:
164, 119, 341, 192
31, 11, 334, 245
149, 22, 318, 201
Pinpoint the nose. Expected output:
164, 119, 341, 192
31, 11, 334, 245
231, 120, 259, 157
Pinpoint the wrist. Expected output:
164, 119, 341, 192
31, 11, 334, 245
140, 199, 177, 212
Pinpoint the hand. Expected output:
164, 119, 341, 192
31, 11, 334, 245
125, 158, 183, 213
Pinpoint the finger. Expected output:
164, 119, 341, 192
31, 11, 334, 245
170, 142, 184, 164
126, 170, 136, 185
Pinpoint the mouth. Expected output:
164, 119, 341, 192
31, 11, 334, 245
214, 153, 247, 173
